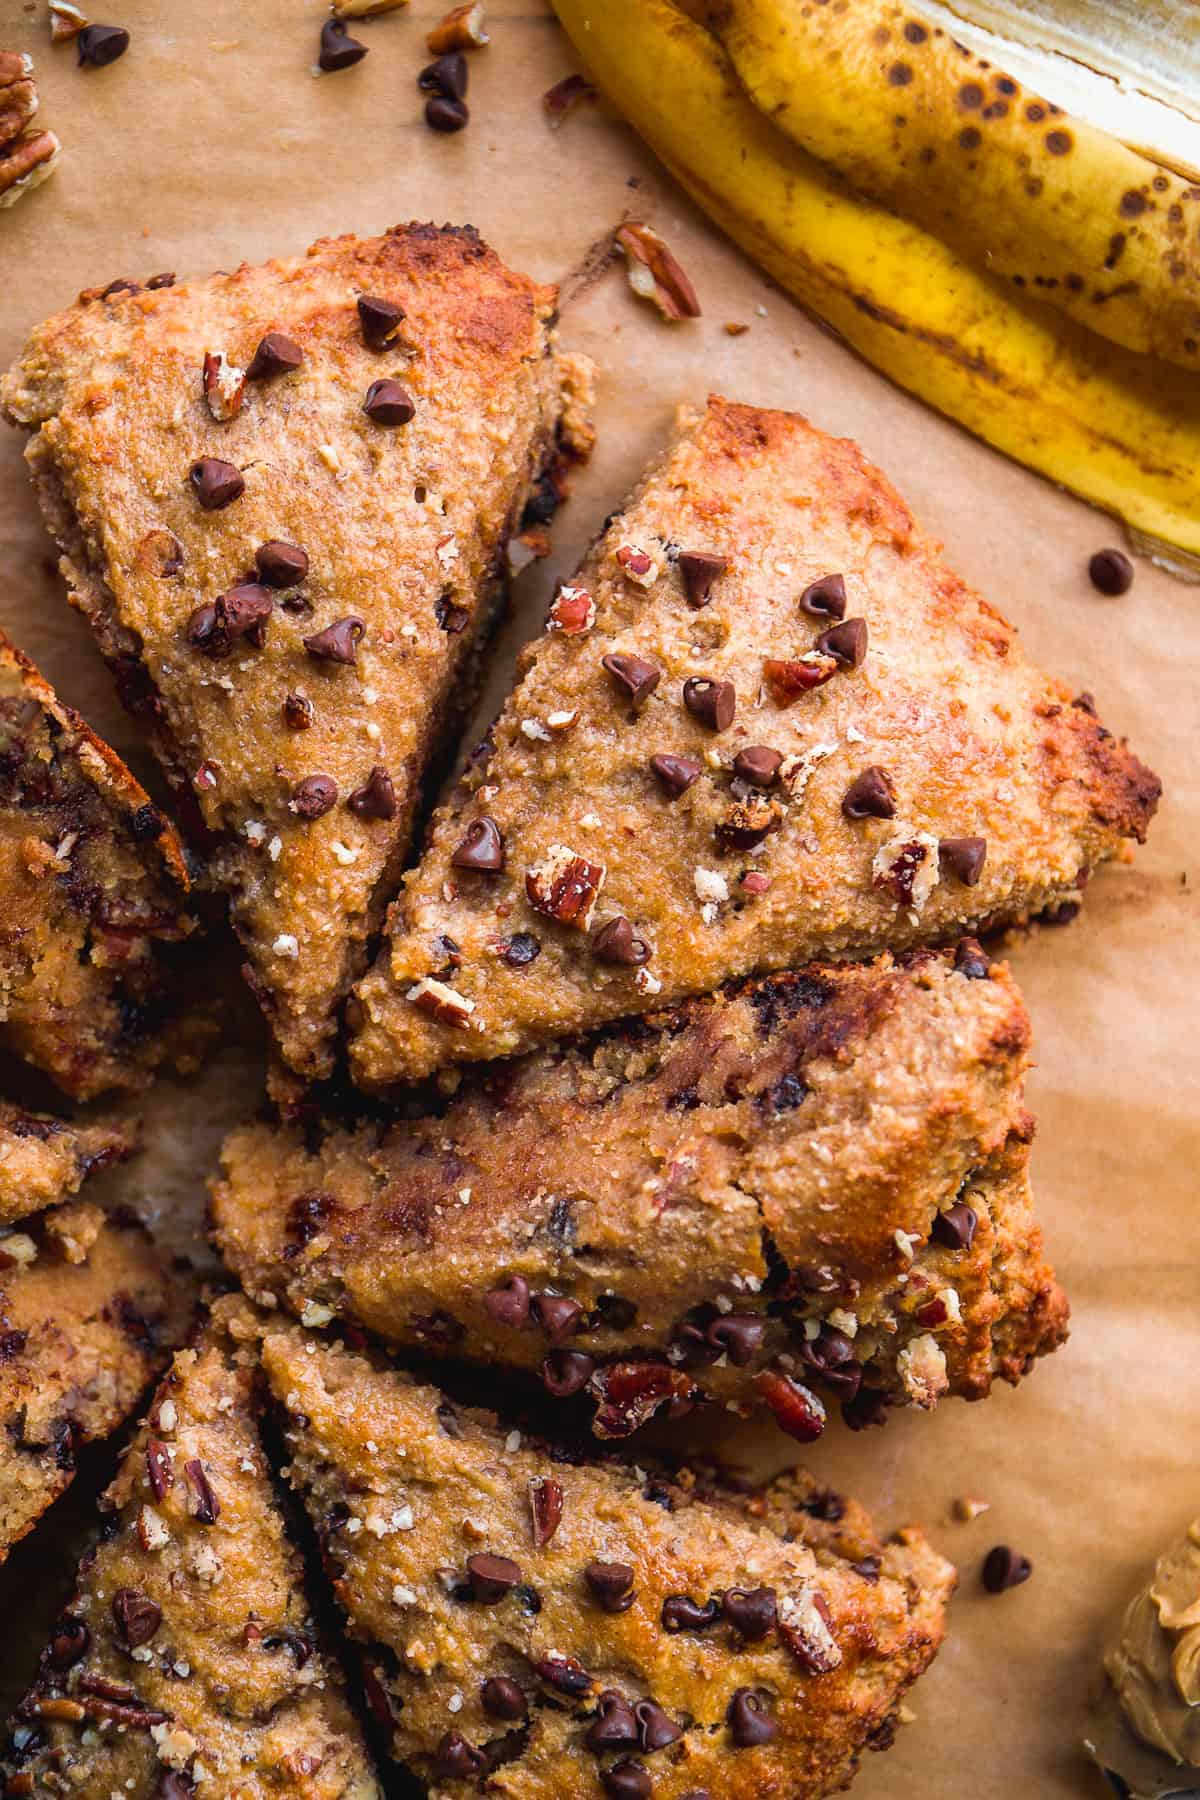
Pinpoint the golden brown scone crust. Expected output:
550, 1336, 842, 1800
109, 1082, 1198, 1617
260, 1325, 954, 1798
0, 633, 197, 1099
2, 225, 589, 1079
0, 1100, 136, 1226
215, 950, 1066, 1443
2, 1295, 380, 1799
351, 395, 1160, 1084
0, 1202, 191, 1565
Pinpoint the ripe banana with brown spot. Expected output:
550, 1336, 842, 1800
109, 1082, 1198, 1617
683, 0, 1200, 368
551, 0, 1200, 565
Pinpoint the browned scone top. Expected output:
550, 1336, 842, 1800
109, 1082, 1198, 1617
351, 395, 1160, 1084
0, 1100, 136, 1226
0, 633, 198, 1099
1, 225, 593, 1079
261, 1323, 955, 1798
1, 1295, 380, 1799
0, 1201, 191, 1567
216, 948, 1066, 1445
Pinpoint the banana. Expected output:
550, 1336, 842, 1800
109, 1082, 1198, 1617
551, 0, 1200, 565
683, 0, 1200, 368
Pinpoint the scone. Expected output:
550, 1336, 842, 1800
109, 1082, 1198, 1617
349, 395, 1160, 1085
0, 633, 198, 1099
214, 947, 1066, 1443
2, 1295, 380, 1799
0, 1202, 191, 1565
260, 1322, 955, 1797
2, 225, 593, 1079
0, 1100, 135, 1226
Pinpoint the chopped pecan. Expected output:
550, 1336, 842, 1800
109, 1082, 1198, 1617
546, 584, 594, 634
589, 1361, 700, 1437
407, 976, 476, 1028
525, 844, 605, 929
615, 221, 701, 321
717, 792, 784, 851
0, 55, 37, 141
49, 2, 89, 43
528, 1476, 563, 1547
0, 128, 60, 210
872, 830, 940, 913
762, 652, 838, 705
543, 72, 595, 124
755, 1369, 827, 1443
779, 1590, 842, 1673
201, 350, 246, 422
427, 2, 489, 52
615, 542, 658, 588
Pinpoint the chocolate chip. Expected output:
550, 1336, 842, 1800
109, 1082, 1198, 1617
319, 18, 367, 69
451, 816, 504, 872
304, 617, 364, 664
112, 1588, 161, 1649
954, 936, 991, 979
484, 1276, 530, 1328
284, 692, 315, 731
183, 1458, 220, 1525
77, 23, 129, 65
682, 676, 735, 731
798, 1323, 862, 1400
852, 1554, 882, 1582
255, 540, 308, 588
541, 1349, 595, 1397
363, 379, 415, 425
636, 1700, 682, 1751
662, 1594, 720, 1632
466, 1553, 521, 1603
481, 1676, 526, 1720
426, 94, 470, 131
502, 931, 541, 969
842, 1385, 889, 1431
815, 617, 868, 667
649, 752, 701, 798
939, 836, 987, 886
434, 594, 469, 633
129, 803, 165, 844
1088, 547, 1134, 596
728, 1687, 776, 1747
47, 1616, 89, 1672
533, 1654, 592, 1695
419, 52, 468, 99
722, 1587, 777, 1641
706, 1314, 766, 1366
602, 1765, 651, 1800
291, 774, 338, 819
842, 766, 896, 820
588, 1689, 639, 1749
146, 271, 175, 290
145, 1438, 173, 1501
677, 550, 727, 608
187, 584, 275, 657
585, 1561, 636, 1613
799, 573, 847, 619
357, 295, 406, 350
733, 746, 782, 787
932, 1201, 977, 1250
594, 1293, 638, 1329
246, 333, 303, 380
189, 458, 244, 510
982, 1545, 1032, 1593
433, 1732, 485, 1779
534, 1294, 585, 1342
592, 916, 651, 966
603, 653, 662, 705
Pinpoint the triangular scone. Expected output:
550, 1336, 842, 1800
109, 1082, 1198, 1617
0, 1202, 191, 1564
0, 633, 198, 1098
0, 1099, 135, 1225
260, 1325, 954, 1798
2, 1296, 380, 1798
351, 395, 1160, 1084
216, 949, 1066, 1444
3, 226, 592, 1079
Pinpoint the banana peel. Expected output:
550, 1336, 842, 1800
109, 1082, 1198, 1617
551, 0, 1200, 568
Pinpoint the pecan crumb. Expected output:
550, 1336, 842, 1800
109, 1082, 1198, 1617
615, 221, 701, 322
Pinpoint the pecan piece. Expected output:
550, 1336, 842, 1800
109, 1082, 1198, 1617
778, 1589, 842, 1673
762, 652, 838, 705
755, 1369, 827, 1443
528, 1476, 563, 1547
546, 584, 594, 634
589, 1361, 700, 1437
201, 350, 246, 422
427, 2, 489, 52
0, 128, 60, 211
615, 221, 701, 321
407, 976, 476, 1028
525, 844, 605, 930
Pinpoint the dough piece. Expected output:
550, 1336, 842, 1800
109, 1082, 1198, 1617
214, 948, 1067, 1443
260, 1323, 955, 1798
2, 225, 592, 1078
1, 1295, 380, 1798
0, 1099, 136, 1226
350, 395, 1160, 1084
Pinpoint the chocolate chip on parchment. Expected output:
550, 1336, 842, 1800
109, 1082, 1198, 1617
981, 1545, 1032, 1593
425, 94, 470, 132
357, 294, 406, 350
649, 752, 701, 797
291, 774, 338, 819
451, 816, 504, 872
304, 617, 364, 664
348, 766, 396, 819
932, 1200, 978, 1251
77, 23, 129, 65
434, 1732, 485, 1779
484, 1277, 531, 1328
246, 333, 303, 380
722, 1587, 777, 1640
588, 1690, 639, 1749
842, 766, 896, 820
533, 1653, 592, 1695
954, 936, 991, 979
799, 573, 847, 619
733, 746, 782, 788
662, 1594, 720, 1632
111, 1588, 161, 1649
939, 835, 987, 885
592, 916, 651, 966
677, 550, 727, 608
255, 540, 308, 588
1088, 547, 1134, 596
529, 1475, 563, 1547
728, 1687, 776, 1747
541, 1349, 594, 1397
682, 676, 735, 731
585, 1562, 636, 1614
636, 1699, 682, 1750
502, 931, 541, 969
466, 1553, 521, 1603
284, 692, 315, 731
602, 1765, 651, 1800
603, 652, 662, 705
189, 458, 244, 510
815, 617, 868, 667
318, 18, 368, 70
418, 51, 468, 99
363, 379, 415, 425
481, 1676, 527, 1720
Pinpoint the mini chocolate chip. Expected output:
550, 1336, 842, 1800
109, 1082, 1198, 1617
145, 271, 175, 290
932, 1201, 978, 1250
189, 458, 244, 511
603, 652, 662, 705
187, 584, 274, 657
481, 1676, 526, 1720
129, 803, 165, 844
357, 294, 406, 350
533, 1654, 592, 1695
815, 617, 868, 667
1088, 547, 1134, 596
47, 1616, 89, 1672
602, 1765, 651, 1800
982, 1545, 1032, 1593
434, 1731, 485, 1779
529, 1475, 564, 1547
255, 540, 308, 588
246, 333, 303, 380
363, 379, 415, 425
799, 573, 846, 619
588, 1689, 639, 1749
722, 1587, 777, 1640
585, 1561, 636, 1613
434, 594, 469, 633
542, 1349, 595, 1397
954, 936, 991, 979
662, 1594, 720, 1632
636, 1700, 682, 1751
677, 550, 727, 608
284, 692, 315, 731
466, 1553, 522, 1603
534, 1294, 585, 1342
706, 1314, 766, 1366
419, 52, 468, 99
649, 752, 702, 797
502, 931, 541, 969
451, 816, 505, 872
939, 836, 987, 885
426, 94, 470, 131
484, 1276, 531, 1328
683, 676, 736, 731
593, 916, 651, 966
733, 746, 782, 787
112, 1588, 161, 1649
292, 774, 338, 819
728, 1687, 776, 1747
304, 617, 364, 664
348, 766, 396, 820
853, 1554, 882, 1582
78, 23, 129, 65
842, 766, 896, 820
319, 18, 367, 69
798, 1324, 862, 1400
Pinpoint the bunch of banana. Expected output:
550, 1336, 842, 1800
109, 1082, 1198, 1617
551, 0, 1200, 569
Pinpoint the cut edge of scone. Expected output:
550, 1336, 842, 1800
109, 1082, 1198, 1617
0, 1098, 138, 1227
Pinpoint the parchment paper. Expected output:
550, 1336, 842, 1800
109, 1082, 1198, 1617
0, 3, 1195, 1793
